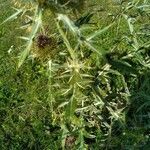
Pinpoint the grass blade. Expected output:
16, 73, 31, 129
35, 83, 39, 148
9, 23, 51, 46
87, 23, 114, 41
1, 8, 23, 25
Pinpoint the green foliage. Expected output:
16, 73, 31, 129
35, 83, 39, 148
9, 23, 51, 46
0, 0, 150, 149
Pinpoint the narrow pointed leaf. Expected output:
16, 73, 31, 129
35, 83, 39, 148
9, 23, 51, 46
1, 9, 23, 25
18, 7, 42, 68
87, 23, 114, 41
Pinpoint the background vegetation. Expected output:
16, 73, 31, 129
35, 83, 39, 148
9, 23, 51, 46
0, 0, 150, 149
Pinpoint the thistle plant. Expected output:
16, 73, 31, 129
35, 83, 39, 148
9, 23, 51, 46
1, 0, 150, 149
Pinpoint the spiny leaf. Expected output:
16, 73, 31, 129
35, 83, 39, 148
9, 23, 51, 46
65, 94, 77, 120
57, 14, 80, 36
56, 20, 76, 60
18, 7, 42, 68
